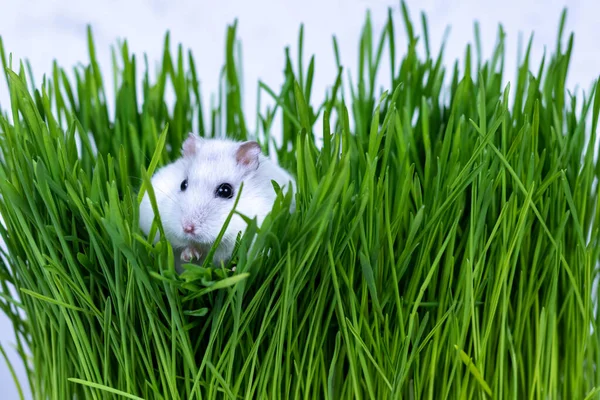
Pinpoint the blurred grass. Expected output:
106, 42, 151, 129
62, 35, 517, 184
1, 2, 600, 399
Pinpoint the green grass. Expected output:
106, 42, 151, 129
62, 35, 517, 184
1, 2, 600, 399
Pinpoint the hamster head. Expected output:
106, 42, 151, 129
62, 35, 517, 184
144, 134, 273, 254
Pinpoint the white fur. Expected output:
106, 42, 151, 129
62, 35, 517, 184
139, 137, 296, 270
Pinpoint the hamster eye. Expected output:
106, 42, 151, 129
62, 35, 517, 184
180, 179, 188, 191
215, 183, 234, 199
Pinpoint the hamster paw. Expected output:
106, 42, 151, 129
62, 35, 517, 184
181, 247, 202, 262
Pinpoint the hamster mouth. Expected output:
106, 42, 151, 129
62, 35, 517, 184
184, 231, 212, 245
182, 224, 204, 242
185, 232, 202, 241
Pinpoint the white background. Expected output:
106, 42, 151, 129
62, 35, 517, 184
0, 0, 598, 398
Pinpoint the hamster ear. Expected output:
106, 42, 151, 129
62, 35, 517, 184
236, 141, 261, 170
182, 133, 202, 157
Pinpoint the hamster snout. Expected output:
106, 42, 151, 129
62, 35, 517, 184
181, 207, 214, 237
182, 223, 196, 234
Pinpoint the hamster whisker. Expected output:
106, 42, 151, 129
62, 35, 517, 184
153, 187, 178, 205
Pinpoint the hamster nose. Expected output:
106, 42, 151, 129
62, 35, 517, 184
183, 223, 196, 234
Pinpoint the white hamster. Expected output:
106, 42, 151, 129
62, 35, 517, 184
139, 133, 296, 270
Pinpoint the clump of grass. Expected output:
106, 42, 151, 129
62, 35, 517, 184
1, 2, 599, 399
